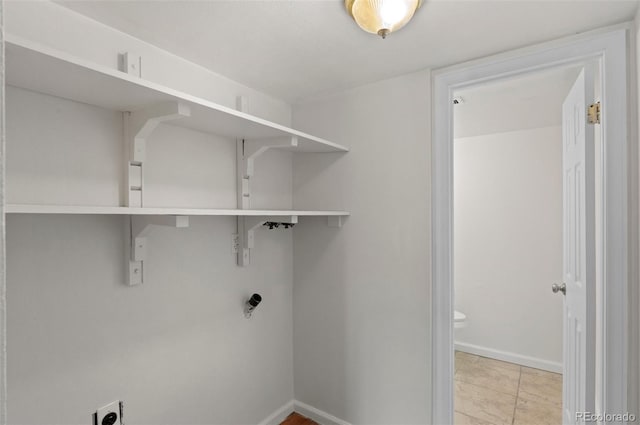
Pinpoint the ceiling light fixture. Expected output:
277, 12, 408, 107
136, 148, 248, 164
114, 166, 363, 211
345, 0, 423, 39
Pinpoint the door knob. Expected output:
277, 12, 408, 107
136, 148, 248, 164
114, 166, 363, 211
552, 283, 566, 295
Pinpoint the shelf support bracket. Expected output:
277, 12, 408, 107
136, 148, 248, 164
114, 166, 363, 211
237, 215, 298, 267
327, 216, 343, 228
236, 136, 298, 209
128, 215, 190, 285
125, 102, 191, 207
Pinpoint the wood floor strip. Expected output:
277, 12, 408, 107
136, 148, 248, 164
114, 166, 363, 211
280, 412, 319, 425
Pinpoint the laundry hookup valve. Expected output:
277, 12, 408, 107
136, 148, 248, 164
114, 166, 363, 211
244, 293, 262, 318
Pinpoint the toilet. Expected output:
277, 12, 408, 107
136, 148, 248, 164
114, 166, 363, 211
454, 310, 467, 329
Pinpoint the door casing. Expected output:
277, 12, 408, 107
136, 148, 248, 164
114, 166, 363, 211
431, 25, 634, 424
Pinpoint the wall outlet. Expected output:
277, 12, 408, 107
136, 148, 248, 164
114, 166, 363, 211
94, 400, 123, 425
232, 233, 240, 254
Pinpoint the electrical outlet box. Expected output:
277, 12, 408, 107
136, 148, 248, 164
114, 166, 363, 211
94, 400, 123, 425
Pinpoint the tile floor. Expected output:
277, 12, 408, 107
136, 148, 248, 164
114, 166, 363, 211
455, 351, 562, 425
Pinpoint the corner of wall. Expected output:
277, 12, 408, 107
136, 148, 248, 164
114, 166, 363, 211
258, 400, 295, 425
293, 401, 352, 425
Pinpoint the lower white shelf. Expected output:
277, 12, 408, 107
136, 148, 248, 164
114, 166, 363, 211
4, 204, 350, 217
7, 203, 349, 276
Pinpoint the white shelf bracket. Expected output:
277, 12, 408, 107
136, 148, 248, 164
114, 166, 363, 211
120, 52, 142, 77
125, 102, 191, 207
236, 95, 249, 113
237, 215, 298, 267
328, 216, 343, 228
236, 136, 298, 209
128, 215, 190, 285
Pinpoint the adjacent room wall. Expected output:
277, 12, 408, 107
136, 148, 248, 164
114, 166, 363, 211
4, 2, 295, 424
453, 126, 564, 371
291, 70, 431, 424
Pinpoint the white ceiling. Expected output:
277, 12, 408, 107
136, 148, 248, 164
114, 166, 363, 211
454, 65, 581, 138
56, 0, 638, 103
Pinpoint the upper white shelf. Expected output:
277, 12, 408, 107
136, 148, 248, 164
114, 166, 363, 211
5, 37, 348, 153
5, 204, 350, 217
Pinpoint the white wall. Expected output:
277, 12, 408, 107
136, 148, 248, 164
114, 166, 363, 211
4, 2, 296, 424
453, 126, 564, 370
291, 71, 431, 424
7, 214, 293, 425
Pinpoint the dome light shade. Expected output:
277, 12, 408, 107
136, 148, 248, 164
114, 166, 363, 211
345, 0, 423, 39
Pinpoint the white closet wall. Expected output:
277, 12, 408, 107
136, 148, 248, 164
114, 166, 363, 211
3, 2, 304, 424
292, 71, 431, 424
7, 214, 294, 424
5, 64, 296, 425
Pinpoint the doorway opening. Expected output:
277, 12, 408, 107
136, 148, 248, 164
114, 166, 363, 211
451, 64, 597, 425
431, 27, 630, 425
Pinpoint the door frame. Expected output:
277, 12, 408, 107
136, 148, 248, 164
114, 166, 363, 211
0, 2, 7, 424
431, 26, 634, 424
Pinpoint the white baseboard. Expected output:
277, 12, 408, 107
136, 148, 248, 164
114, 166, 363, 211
455, 341, 563, 373
258, 400, 295, 425
293, 401, 352, 425
256, 400, 351, 425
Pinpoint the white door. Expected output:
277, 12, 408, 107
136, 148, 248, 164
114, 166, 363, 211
560, 67, 596, 424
